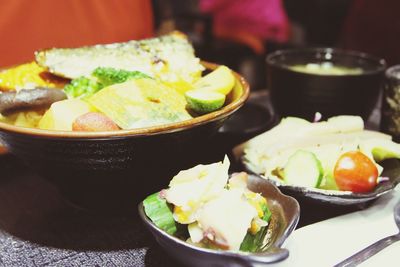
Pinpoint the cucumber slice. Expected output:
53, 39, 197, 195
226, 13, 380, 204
143, 192, 177, 235
283, 150, 323, 188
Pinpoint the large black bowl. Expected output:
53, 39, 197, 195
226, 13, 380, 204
0, 62, 250, 211
266, 48, 386, 121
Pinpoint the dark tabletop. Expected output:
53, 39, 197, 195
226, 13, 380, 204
0, 90, 381, 267
0, 153, 186, 267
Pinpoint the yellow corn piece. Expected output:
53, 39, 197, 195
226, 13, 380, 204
250, 220, 261, 235
245, 191, 267, 218
173, 206, 188, 223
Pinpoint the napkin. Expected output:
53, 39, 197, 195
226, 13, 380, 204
264, 187, 400, 267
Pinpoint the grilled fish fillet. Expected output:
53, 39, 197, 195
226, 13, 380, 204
35, 32, 204, 88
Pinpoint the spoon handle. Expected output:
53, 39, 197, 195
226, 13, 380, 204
334, 234, 400, 267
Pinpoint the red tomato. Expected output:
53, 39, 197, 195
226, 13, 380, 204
333, 151, 378, 193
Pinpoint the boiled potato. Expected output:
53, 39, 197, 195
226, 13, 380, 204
38, 99, 94, 131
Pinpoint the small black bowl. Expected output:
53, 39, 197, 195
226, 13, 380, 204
266, 48, 386, 121
139, 174, 300, 267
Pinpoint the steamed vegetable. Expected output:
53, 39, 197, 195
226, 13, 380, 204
88, 79, 192, 129
92, 67, 150, 87
185, 65, 235, 114
63, 77, 101, 99
38, 99, 94, 131
143, 157, 272, 251
0, 111, 44, 128
143, 192, 177, 235
0, 62, 66, 91
185, 90, 226, 114
240, 201, 271, 252
192, 65, 235, 95
283, 150, 323, 188
63, 67, 150, 99
0, 88, 67, 115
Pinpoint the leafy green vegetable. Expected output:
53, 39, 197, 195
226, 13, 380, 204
240, 202, 272, 252
93, 67, 151, 87
63, 77, 102, 99
143, 192, 178, 235
63, 67, 151, 99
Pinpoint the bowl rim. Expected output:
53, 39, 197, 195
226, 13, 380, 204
0, 62, 250, 139
385, 64, 400, 79
266, 47, 387, 76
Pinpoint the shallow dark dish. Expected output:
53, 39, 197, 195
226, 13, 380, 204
266, 48, 386, 121
217, 102, 275, 149
138, 174, 300, 267
0, 62, 249, 211
243, 158, 400, 206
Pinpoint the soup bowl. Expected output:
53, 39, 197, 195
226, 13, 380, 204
266, 48, 386, 121
0, 62, 250, 211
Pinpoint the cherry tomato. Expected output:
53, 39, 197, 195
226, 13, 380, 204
333, 151, 378, 193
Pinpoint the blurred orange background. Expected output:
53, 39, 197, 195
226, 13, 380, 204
0, 0, 154, 68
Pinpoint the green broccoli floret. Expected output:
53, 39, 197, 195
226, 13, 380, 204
92, 67, 151, 88
63, 67, 151, 99
63, 77, 102, 99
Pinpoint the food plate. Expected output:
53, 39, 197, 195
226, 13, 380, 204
138, 174, 300, 267
242, 158, 400, 206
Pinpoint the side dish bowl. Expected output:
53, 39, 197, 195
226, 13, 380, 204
0, 62, 250, 211
243, 158, 400, 206
139, 174, 300, 267
266, 48, 386, 121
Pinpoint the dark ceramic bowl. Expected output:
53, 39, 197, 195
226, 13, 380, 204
381, 65, 400, 142
266, 48, 386, 121
242, 158, 400, 207
0, 62, 249, 211
139, 174, 300, 267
